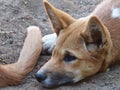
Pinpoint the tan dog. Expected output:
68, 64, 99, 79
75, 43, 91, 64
35, 0, 120, 88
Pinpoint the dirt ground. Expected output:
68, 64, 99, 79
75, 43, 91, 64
0, 0, 120, 90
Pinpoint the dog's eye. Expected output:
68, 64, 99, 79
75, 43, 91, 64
64, 54, 76, 62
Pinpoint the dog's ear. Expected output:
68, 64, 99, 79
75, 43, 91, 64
43, 0, 75, 35
82, 16, 108, 52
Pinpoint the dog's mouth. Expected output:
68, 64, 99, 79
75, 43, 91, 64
41, 76, 73, 88
35, 72, 73, 88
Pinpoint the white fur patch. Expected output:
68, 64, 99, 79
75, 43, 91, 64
73, 75, 84, 82
42, 33, 56, 43
87, 44, 97, 52
42, 33, 57, 53
73, 70, 84, 82
27, 26, 39, 32
111, 7, 120, 18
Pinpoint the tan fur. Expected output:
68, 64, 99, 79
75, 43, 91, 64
94, 0, 120, 69
0, 27, 42, 87
1, 0, 120, 87
36, 0, 120, 87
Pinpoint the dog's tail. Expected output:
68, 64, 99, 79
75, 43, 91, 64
0, 26, 42, 87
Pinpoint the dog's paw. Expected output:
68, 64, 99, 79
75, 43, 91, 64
42, 33, 57, 55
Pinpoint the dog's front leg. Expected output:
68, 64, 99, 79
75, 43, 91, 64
42, 33, 57, 55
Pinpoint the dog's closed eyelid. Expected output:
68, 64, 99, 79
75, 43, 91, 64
64, 50, 81, 60
63, 54, 77, 62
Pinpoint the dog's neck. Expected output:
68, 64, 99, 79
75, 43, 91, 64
93, 0, 120, 63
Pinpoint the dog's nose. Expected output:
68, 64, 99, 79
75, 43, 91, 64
35, 72, 46, 82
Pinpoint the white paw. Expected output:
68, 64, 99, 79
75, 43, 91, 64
42, 33, 57, 55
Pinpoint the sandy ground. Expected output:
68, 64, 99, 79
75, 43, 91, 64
0, 0, 120, 90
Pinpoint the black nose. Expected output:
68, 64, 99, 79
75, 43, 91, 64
35, 72, 46, 82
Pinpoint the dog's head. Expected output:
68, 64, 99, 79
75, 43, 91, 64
36, 0, 112, 88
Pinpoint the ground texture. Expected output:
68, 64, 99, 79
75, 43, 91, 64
0, 0, 120, 90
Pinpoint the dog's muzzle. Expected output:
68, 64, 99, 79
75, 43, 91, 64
35, 71, 73, 88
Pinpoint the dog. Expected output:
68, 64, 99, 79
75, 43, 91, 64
35, 0, 120, 88
0, 0, 120, 88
